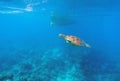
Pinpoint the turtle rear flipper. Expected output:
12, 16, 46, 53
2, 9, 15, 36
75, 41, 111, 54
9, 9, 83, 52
81, 40, 91, 48
85, 43, 91, 48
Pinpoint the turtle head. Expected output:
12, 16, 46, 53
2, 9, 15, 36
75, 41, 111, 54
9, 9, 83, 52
59, 34, 66, 38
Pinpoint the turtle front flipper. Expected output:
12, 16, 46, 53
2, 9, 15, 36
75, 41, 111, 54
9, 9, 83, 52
66, 40, 72, 44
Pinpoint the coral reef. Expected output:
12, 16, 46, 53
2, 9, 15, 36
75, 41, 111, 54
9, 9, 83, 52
0, 46, 119, 81
0, 72, 13, 81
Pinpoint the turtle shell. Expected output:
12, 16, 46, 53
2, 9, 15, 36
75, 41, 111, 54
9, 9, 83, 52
59, 34, 91, 47
65, 36, 81, 46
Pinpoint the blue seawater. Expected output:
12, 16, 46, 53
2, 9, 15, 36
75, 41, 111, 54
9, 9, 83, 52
0, 0, 120, 81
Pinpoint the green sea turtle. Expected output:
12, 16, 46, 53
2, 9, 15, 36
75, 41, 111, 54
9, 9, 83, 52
59, 34, 91, 48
